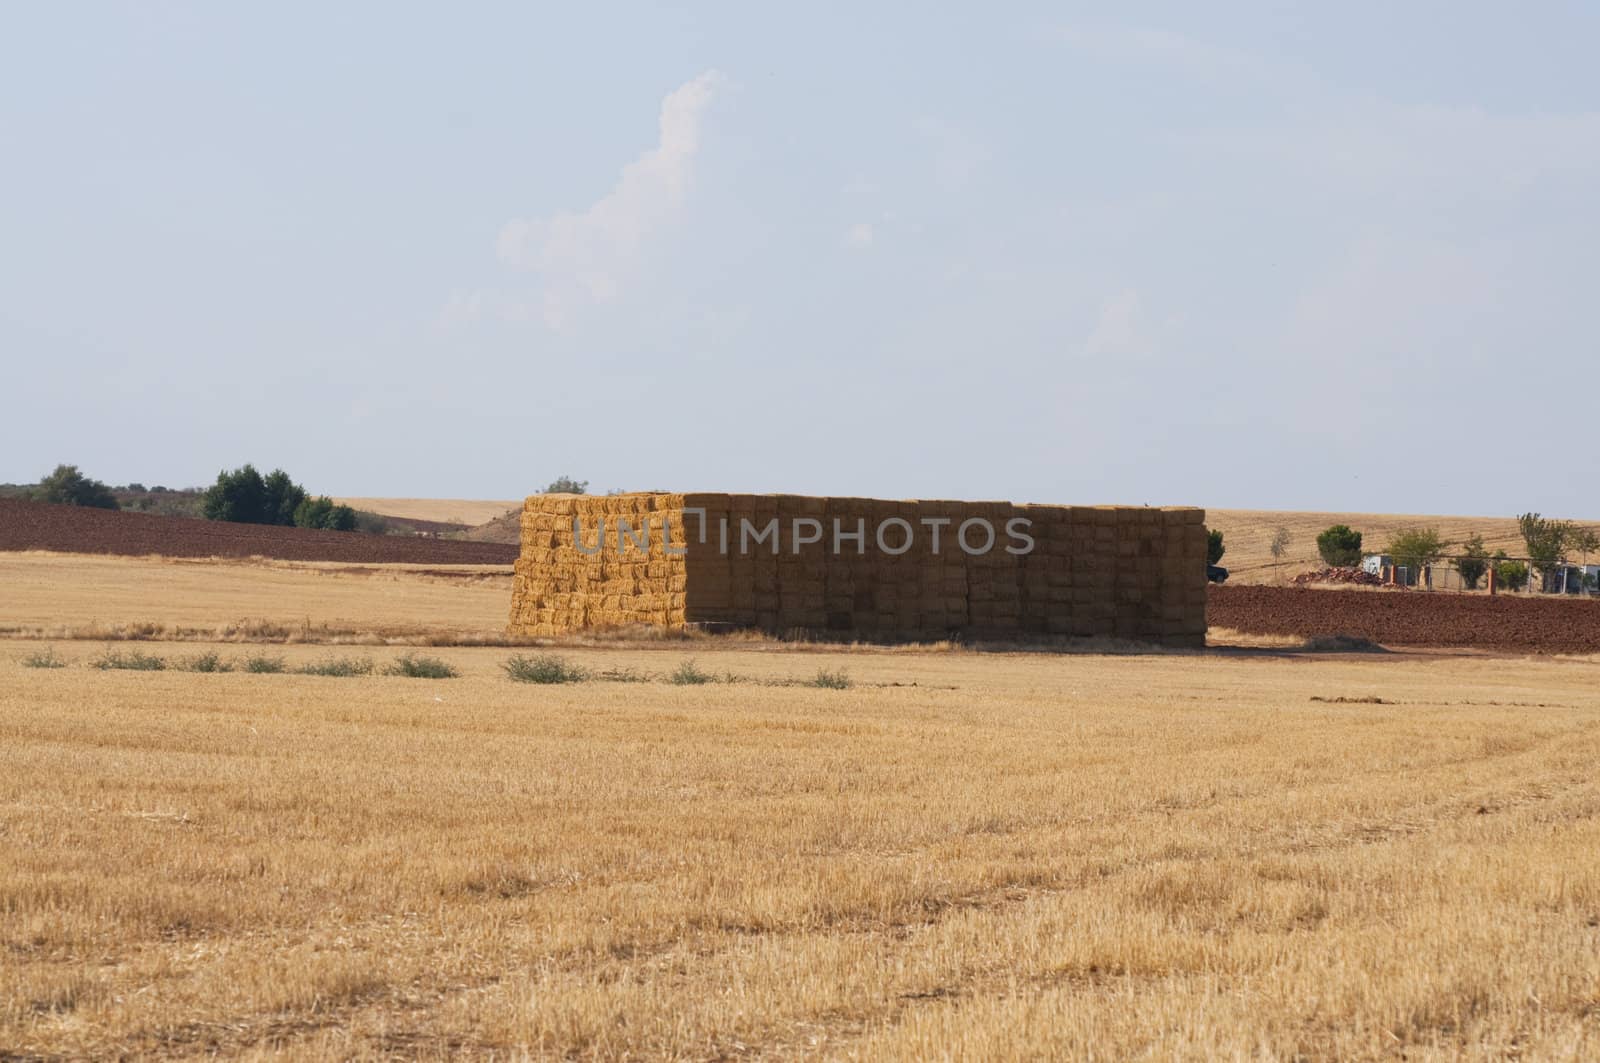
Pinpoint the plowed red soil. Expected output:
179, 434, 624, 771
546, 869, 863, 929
0, 499, 517, 565
1209, 584, 1600, 653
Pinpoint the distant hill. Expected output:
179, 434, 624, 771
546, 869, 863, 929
335, 498, 520, 526
1205, 509, 1540, 585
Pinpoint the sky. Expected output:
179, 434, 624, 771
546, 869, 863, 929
3, 2, 1597, 515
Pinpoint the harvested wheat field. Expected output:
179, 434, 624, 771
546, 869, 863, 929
0, 552, 511, 645
4, 632, 1600, 1059
335, 498, 520, 526
1207, 509, 1540, 584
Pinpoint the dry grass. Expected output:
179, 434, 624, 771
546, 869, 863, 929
4, 639, 1600, 1058
0, 552, 511, 645
333, 498, 519, 525
1209, 508, 1539, 585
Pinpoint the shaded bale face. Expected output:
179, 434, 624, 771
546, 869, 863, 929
509, 493, 1206, 645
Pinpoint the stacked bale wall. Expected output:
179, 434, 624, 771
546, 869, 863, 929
510, 493, 1207, 646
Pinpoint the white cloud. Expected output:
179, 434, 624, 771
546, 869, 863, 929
844, 222, 874, 249
496, 70, 725, 328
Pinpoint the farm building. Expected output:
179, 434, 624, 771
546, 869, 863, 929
509, 493, 1208, 645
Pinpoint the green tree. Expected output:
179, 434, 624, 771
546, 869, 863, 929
261, 469, 307, 527
203, 465, 267, 523
293, 496, 358, 532
1206, 529, 1225, 565
35, 464, 119, 509
1493, 551, 1529, 592
544, 476, 588, 495
1455, 534, 1490, 590
1315, 524, 1363, 567
1269, 526, 1291, 581
1517, 512, 1573, 590
204, 466, 312, 526
1571, 527, 1600, 566
1385, 527, 1449, 578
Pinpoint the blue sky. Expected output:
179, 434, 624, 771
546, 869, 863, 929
3, 2, 1597, 514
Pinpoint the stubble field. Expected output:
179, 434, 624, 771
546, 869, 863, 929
3, 552, 1600, 1058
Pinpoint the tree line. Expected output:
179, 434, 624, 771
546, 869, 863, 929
19, 464, 358, 532
1282, 515, 1598, 591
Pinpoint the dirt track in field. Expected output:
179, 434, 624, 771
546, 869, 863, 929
0, 498, 518, 565
1209, 584, 1600, 654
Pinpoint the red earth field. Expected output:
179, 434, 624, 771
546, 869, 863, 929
0, 498, 518, 565
1209, 584, 1600, 654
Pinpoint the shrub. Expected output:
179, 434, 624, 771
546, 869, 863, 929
595, 666, 650, 683
23, 647, 66, 669
180, 651, 234, 673
35, 464, 119, 509
91, 648, 166, 671
1493, 552, 1529, 592
242, 654, 287, 674
811, 668, 852, 689
293, 496, 358, 532
1206, 529, 1225, 565
386, 654, 459, 679
504, 653, 589, 684
1455, 534, 1490, 590
670, 659, 714, 685
352, 510, 398, 536
544, 476, 588, 495
1316, 524, 1363, 567
298, 656, 373, 677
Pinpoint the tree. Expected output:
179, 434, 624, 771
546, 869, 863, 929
544, 476, 588, 495
1315, 524, 1363, 567
35, 464, 119, 509
1493, 551, 1529, 592
1571, 527, 1600, 566
1269, 526, 1291, 581
261, 469, 307, 527
1455, 534, 1490, 590
293, 496, 357, 532
1517, 512, 1573, 590
204, 466, 314, 527
1206, 529, 1225, 565
1386, 527, 1449, 580
203, 465, 268, 524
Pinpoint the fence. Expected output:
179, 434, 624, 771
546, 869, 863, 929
1375, 555, 1600, 596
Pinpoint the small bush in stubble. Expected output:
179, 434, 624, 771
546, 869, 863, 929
298, 656, 374, 677
242, 654, 287, 674
387, 654, 459, 679
181, 652, 234, 673
503, 653, 588, 684
670, 659, 714, 685
810, 668, 853, 689
22, 647, 67, 669
91, 648, 166, 671
595, 666, 650, 683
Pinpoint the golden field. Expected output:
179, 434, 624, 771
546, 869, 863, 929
334, 498, 519, 526
3, 551, 1600, 1058
0, 552, 510, 645
1205, 509, 1537, 584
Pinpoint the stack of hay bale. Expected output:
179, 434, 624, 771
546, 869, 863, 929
509, 493, 1207, 646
